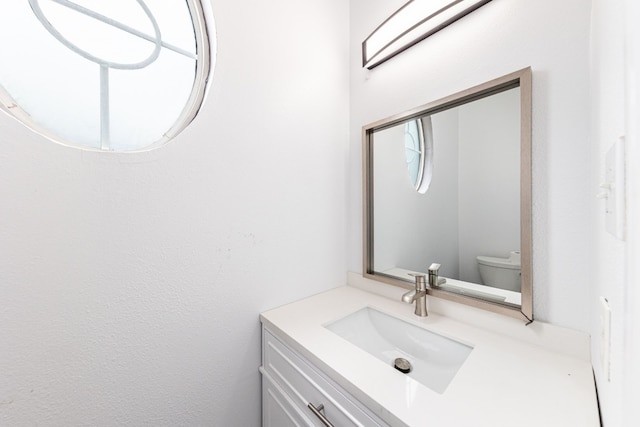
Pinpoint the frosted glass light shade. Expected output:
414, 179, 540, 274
362, 0, 493, 69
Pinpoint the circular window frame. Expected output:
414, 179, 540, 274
0, 0, 215, 153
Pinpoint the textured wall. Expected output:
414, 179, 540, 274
0, 1, 349, 425
589, 0, 640, 425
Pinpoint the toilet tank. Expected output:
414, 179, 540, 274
476, 252, 521, 292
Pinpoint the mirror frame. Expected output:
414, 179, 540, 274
362, 67, 532, 322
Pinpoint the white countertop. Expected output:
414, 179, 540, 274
260, 285, 600, 427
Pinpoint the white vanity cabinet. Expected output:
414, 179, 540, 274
260, 285, 601, 427
261, 326, 390, 427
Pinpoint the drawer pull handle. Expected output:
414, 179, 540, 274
307, 402, 335, 427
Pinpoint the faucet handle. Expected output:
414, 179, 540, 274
428, 263, 441, 273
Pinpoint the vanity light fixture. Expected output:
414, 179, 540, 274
362, 0, 493, 69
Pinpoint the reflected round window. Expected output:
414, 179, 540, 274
403, 117, 433, 194
404, 119, 424, 188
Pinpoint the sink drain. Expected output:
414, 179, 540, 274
393, 357, 412, 374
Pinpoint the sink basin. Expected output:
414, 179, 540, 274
325, 307, 473, 393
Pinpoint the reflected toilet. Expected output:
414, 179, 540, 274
476, 251, 521, 292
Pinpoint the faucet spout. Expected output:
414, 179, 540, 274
428, 263, 441, 288
401, 289, 426, 304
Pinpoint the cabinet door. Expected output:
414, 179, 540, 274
263, 328, 389, 427
262, 368, 315, 427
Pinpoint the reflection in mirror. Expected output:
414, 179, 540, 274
363, 68, 532, 321
403, 117, 433, 193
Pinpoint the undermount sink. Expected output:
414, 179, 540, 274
325, 307, 473, 393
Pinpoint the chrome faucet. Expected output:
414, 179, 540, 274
402, 273, 428, 317
401, 264, 442, 317
428, 263, 441, 288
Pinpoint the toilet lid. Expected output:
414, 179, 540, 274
476, 255, 521, 269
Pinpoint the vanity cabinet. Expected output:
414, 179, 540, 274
261, 326, 390, 427
261, 286, 601, 427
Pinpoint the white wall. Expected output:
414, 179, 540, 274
349, 0, 593, 330
590, 0, 640, 425
621, 4, 640, 426
0, 1, 349, 425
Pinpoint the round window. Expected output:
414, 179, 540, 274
0, 0, 214, 152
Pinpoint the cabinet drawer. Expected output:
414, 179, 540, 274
263, 328, 385, 427
262, 368, 316, 427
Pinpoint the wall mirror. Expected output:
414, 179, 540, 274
363, 68, 532, 322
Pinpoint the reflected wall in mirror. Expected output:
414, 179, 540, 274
363, 68, 532, 322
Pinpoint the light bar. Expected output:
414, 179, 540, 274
362, 0, 493, 69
